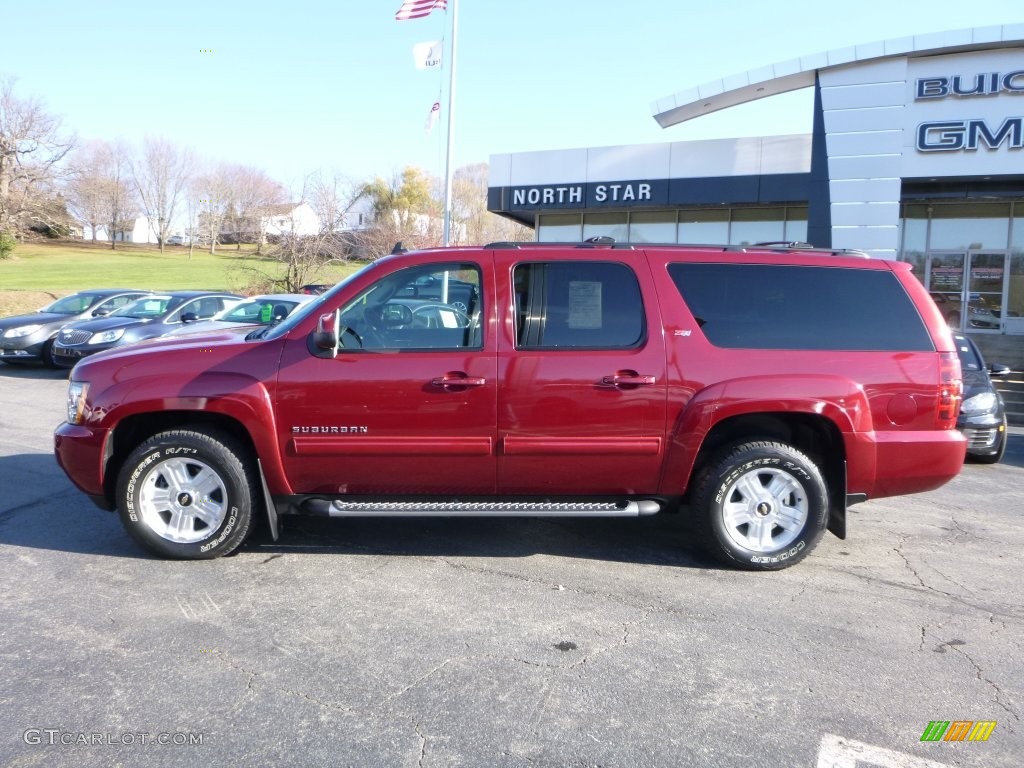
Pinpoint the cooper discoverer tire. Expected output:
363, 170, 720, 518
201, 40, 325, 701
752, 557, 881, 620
692, 440, 829, 571
116, 429, 257, 559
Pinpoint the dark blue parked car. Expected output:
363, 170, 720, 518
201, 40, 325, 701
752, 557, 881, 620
955, 333, 1011, 463
51, 291, 242, 368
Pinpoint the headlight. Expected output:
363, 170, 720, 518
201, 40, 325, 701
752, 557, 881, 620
88, 328, 125, 344
66, 381, 90, 425
961, 392, 998, 415
2, 324, 42, 338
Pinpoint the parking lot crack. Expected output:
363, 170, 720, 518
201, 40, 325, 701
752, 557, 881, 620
893, 539, 926, 588
382, 658, 455, 704
415, 721, 427, 768
202, 649, 357, 714
950, 645, 1020, 722
0, 488, 79, 524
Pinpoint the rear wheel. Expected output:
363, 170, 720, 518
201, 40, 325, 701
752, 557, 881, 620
116, 429, 257, 559
692, 441, 829, 570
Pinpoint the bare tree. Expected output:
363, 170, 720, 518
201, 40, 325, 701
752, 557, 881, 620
222, 165, 285, 252
65, 142, 107, 242
305, 169, 365, 235
191, 164, 235, 254
0, 78, 75, 237
66, 139, 136, 248
131, 136, 194, 252
451, 162, 532, 246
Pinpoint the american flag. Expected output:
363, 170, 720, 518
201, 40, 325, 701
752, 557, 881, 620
395, 0, 447, 21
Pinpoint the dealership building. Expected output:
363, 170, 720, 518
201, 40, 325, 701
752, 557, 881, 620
488, 25, 1024, 354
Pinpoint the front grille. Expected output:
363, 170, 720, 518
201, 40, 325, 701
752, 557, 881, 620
58, 329, 91, 346
961, 427, 998, 450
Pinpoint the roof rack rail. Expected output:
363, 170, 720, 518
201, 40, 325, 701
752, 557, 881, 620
752, 240, 814, 249
483, 238, 636, 250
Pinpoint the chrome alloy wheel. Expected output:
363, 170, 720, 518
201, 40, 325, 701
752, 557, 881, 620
138, 457, 228, 543
720, 467, 809, 552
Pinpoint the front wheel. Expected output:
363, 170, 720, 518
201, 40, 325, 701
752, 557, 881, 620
692, 441, 829, 570
116, 429, 258, 559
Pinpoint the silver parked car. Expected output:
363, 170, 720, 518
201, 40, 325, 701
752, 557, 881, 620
165, 293, 315, 336
0, 289, 151, 367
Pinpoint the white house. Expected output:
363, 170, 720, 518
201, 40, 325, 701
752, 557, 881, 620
84, 217, 160, 244
221, 202, 321, 240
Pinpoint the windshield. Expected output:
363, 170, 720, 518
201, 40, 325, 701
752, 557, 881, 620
954, 335, 983, 371
112, 296, 173, 319
41, 293, 101, 315
261, 271, 365, 341
219, 298, 302, 325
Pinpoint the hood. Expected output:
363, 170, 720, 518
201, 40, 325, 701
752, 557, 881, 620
133, 325, 256, 349
60, 315, 152, 334
166, 319, 256, 336
0, 312, 70, 331
75, 326, 259, 371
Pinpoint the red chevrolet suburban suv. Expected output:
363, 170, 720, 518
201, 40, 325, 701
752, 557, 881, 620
54, 241, 966, 570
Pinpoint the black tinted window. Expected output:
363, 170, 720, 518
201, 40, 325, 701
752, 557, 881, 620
338, 263, 481, 350
668, 263, 934, 351
514, 262, 644, 349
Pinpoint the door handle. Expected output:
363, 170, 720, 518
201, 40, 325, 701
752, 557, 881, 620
601, 373, 656, 387
432, 374, 486, 389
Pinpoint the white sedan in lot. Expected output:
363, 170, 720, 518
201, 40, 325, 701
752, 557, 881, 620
165, 293, 315, 336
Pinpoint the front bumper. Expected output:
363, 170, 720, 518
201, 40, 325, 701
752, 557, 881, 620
54, 422, 113, 505
0, 335, 48, 361
958, 413, 1006, 456
51, 343, 112, 368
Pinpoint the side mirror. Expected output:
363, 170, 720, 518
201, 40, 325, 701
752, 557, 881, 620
180, 311, 199, 324
92, 307, 111, 317
989, 363, 1012, 377
313, 310, 340, 358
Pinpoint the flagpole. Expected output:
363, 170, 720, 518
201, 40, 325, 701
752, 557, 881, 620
441, 0, 458, 246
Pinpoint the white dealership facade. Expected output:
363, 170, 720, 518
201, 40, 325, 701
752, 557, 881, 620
488, 26, 1024, 338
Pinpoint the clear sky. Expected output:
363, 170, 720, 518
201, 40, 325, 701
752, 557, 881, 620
3, 1, 1022, 196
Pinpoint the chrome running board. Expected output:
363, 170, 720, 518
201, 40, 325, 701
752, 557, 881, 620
301, 499, 661, 517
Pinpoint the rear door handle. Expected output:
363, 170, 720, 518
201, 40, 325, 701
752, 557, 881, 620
432, 374, 486, 389
601, 373, 656, 387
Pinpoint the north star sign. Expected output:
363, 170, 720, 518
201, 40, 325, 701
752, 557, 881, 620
510, 181, 667, 209
914, 69, 1024, 153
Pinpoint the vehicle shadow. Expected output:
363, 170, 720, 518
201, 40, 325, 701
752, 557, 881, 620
245, 513, 714, 569
0, 452, 715, 567
0, 453, 146, 558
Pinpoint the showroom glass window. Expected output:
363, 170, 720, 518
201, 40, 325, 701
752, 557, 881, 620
628, 211, 676, 243
582, 212, 628, 243
537, 214, 583, 242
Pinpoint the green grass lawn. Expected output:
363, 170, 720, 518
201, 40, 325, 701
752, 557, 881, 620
0, 240, 363, 317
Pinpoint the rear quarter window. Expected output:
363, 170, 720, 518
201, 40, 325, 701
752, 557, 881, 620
667, 263, 934, 351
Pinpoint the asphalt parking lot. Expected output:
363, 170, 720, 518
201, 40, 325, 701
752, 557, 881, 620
0, 364, 1021, 767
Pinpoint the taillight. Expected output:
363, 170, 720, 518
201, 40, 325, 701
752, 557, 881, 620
936, 352, 963, 428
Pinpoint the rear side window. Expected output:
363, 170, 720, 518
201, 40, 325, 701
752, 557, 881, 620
668, 263, 934, 351
514, 261, 645, 349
